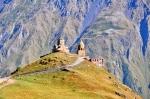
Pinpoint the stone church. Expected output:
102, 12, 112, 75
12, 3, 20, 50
52, 38, 69, 53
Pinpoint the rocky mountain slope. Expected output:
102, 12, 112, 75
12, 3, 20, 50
0, 0, 149, 98
0, 52, 141, 99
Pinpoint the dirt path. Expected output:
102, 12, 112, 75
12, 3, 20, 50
0, 57, 84, 89
16, 57, 85, 76
0, 77, 15, 89
66, 57, 84, 67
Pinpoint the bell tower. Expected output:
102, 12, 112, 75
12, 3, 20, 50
77, 40, 86, 57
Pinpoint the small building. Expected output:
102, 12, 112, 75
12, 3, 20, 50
90, 57, 104, 67
77, 40, 86, 57
53, 38, 69, 53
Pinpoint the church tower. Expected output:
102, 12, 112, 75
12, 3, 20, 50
53, 38, 69, 53
77, 40, 86, 57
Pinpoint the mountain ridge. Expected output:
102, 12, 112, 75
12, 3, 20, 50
0, 0, 149, 98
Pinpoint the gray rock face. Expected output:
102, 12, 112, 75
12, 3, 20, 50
0, 0, 149, 98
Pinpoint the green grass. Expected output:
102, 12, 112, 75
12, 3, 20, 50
13, 52, 77, 76
0, 71, 104, 99
0, 53, 141, 99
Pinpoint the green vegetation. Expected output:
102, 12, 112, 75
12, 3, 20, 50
13, 52, 77, 76
0, 52, 141, 99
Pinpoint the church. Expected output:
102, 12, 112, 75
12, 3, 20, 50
53, 38, 104, 66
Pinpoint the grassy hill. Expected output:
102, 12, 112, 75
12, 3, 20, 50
0, 52, 141, 99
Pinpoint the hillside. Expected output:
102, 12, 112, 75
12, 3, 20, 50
0, 0, 150, 98
0, 52, 141, 99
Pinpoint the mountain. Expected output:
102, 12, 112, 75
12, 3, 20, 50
0, 52, 142, 99
0, 0, 149, 98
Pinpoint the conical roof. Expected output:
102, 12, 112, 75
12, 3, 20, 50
80, 40, 85, 49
